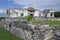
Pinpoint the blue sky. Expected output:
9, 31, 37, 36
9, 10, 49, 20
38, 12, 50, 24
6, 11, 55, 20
0, 0, 60, 17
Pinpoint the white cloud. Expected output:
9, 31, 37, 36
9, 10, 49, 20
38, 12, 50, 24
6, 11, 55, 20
0, 9, 6, 13
12, 0, 58, 5
8, 0, 60, 10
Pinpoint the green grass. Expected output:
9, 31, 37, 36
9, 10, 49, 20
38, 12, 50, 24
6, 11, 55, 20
0, 28, 23, 40
32, 20, 60, 25
46, 20, 60, 25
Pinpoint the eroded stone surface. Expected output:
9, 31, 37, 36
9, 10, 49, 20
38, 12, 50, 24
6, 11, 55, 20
4, 21, 60, 40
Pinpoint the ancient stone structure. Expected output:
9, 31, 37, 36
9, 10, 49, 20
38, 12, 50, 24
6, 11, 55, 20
6, 7, 56, 21
4, 21, 60, 40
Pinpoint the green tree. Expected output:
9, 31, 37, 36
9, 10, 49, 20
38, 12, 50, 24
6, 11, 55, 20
0, 18, 1, 21
0, 17, 4, 21
54, 11, 60, 18
25, 15, 33, 22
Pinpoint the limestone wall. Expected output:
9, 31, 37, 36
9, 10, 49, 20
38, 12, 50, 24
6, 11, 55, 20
4, 23, 60, 40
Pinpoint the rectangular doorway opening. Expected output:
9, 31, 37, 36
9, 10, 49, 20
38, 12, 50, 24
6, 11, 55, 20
30, 14, 33, 17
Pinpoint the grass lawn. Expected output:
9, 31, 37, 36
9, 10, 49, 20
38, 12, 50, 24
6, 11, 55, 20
46, 20, 60, 25
0, 28, 23, 40
32, 20, 60, 25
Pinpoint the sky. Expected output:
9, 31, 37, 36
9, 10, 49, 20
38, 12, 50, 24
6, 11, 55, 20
0, 0, 60, 17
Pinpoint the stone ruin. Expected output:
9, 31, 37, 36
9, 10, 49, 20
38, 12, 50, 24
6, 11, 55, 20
4, 21, 60, 40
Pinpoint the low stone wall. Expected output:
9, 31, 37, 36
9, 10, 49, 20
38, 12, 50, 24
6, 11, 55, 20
5, 25, 33, 40
4, 22, 60, 40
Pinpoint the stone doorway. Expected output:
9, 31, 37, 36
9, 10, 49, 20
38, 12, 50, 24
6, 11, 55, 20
30, 14, 33, 17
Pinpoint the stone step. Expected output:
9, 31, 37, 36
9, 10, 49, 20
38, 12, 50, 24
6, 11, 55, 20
33, 38, 39, 40
34, 33, 39, 34
34, 37, 38, 38
33, 35, 38, 37
34, 30, 39, 31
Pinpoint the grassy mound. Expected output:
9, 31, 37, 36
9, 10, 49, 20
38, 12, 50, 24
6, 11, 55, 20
0, 28, 23, 40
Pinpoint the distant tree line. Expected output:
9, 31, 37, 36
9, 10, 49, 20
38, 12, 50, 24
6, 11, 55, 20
54, 11, 60, 18
0, 17, 5, 21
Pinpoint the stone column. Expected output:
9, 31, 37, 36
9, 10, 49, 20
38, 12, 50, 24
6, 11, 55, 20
52, 13, 54, 18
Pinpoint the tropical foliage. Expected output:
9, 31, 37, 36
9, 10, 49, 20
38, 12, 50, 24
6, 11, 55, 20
25, 15, 33, 21
54, 11, 60, 18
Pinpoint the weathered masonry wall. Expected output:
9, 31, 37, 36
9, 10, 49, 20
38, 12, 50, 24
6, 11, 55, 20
5, 26, 33, 40
4, 22, 60, 40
